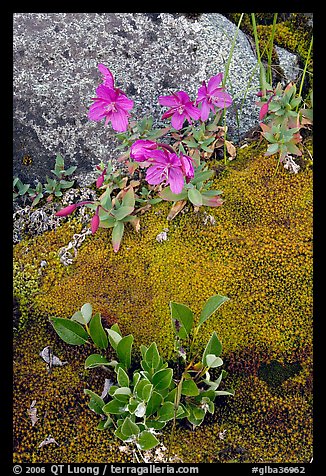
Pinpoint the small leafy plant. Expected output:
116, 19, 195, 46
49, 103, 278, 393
257, 81, 313, 171
49, 295, 233, 460
13, 154, 76, 206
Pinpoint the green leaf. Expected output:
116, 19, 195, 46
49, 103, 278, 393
145, 420, 166, 430
81, 303, 93, 323
102, 398, 128, 415
145, 391, 163, 416
121, 417, 140, 438
186, 403, 205, 427
215, 389, 235, 397
188, 188, 203, 206
59, 179, 75, 189
97, 416, 113, 430
50, 317, 89, 345
159, 187, 188, 202
64, 165, 77, 176
84, 354, 114, 369
140, 345, 148, 360
112, 221, 125, 253
89, 313, 108, 350
106, 329, 122, 350
100, 188, 113, 210
152, 368, 173, 391
181, 379, 200, 396
142, 383, 153, 402
205, 354, 223, 368
202, 332, 223, 365
135, 378, 150, 400
112, 206, 134, 221
266, 143, 279, 155
169, 302, 194, 339
83, 389, 105, 415
121, 188, 135, 208
157, 401, 175, 422
114, 426, 132, 442
113, 387, 132, 402
191, 170, 214, 185
137, 430, 160, 451
117, 367, 130, 387
111, 323, 122, 335
183, 138, 199, 148
116, 335, 133, 369
199, 294, 229, 327
145, 343, 161, 370
145, 127, 170, 140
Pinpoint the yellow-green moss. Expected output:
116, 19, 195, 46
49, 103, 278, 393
13, 140, 312, 463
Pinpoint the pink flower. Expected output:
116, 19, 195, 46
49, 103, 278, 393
130, 139, 158, 162
145, 149, 185, 194
159, 91, 200, 130
196, 73, 233, 121
88, 85, 134, 132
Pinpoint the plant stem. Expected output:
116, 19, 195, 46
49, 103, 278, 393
297, 35, 313, 111
167, 375, 184, 462
267, 13, 278, 85
223, 13, 244, 88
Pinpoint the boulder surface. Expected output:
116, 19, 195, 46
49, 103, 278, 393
13, 12, 265, 184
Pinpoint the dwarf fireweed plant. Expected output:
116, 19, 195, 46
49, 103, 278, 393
257, 81, 313, 174
13, 154, 77, 207
50, 295, 233, 461
56, 64, 235, 251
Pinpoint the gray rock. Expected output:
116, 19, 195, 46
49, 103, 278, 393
275, 45, 301, 84
12, 13, 275, 184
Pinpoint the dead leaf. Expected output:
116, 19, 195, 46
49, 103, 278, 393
135, 204, 152, 215
101, 379, 114, 400
38, 435, 59, 448
225, 140, 237, 160
167, 200, 187, 220
27, 400, 39, 427
130, 217, 141, 232
39, 346, 68, 371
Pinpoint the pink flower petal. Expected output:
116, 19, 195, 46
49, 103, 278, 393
116, 94, 134, 111
146, 165, 165, 185
207, 73, 223, 93
159, 95, 178, 107
168, 167, 185, 194
171, 112, 186, 130
200, 100, 212, 122
110, 110, 129, 132
211, 90, 233, 109
98, 64, 114, 88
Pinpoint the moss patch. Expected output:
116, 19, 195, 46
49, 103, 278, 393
13, 140, 313, 463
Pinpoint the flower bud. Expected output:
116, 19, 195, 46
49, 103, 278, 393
91, 214, 100, 234
55, 204, 77, 217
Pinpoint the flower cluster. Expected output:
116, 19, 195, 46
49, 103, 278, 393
159, 73, 232, 130
130, 140, 194, 194
89, 66, 232, 134
56, 65, 233, 252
